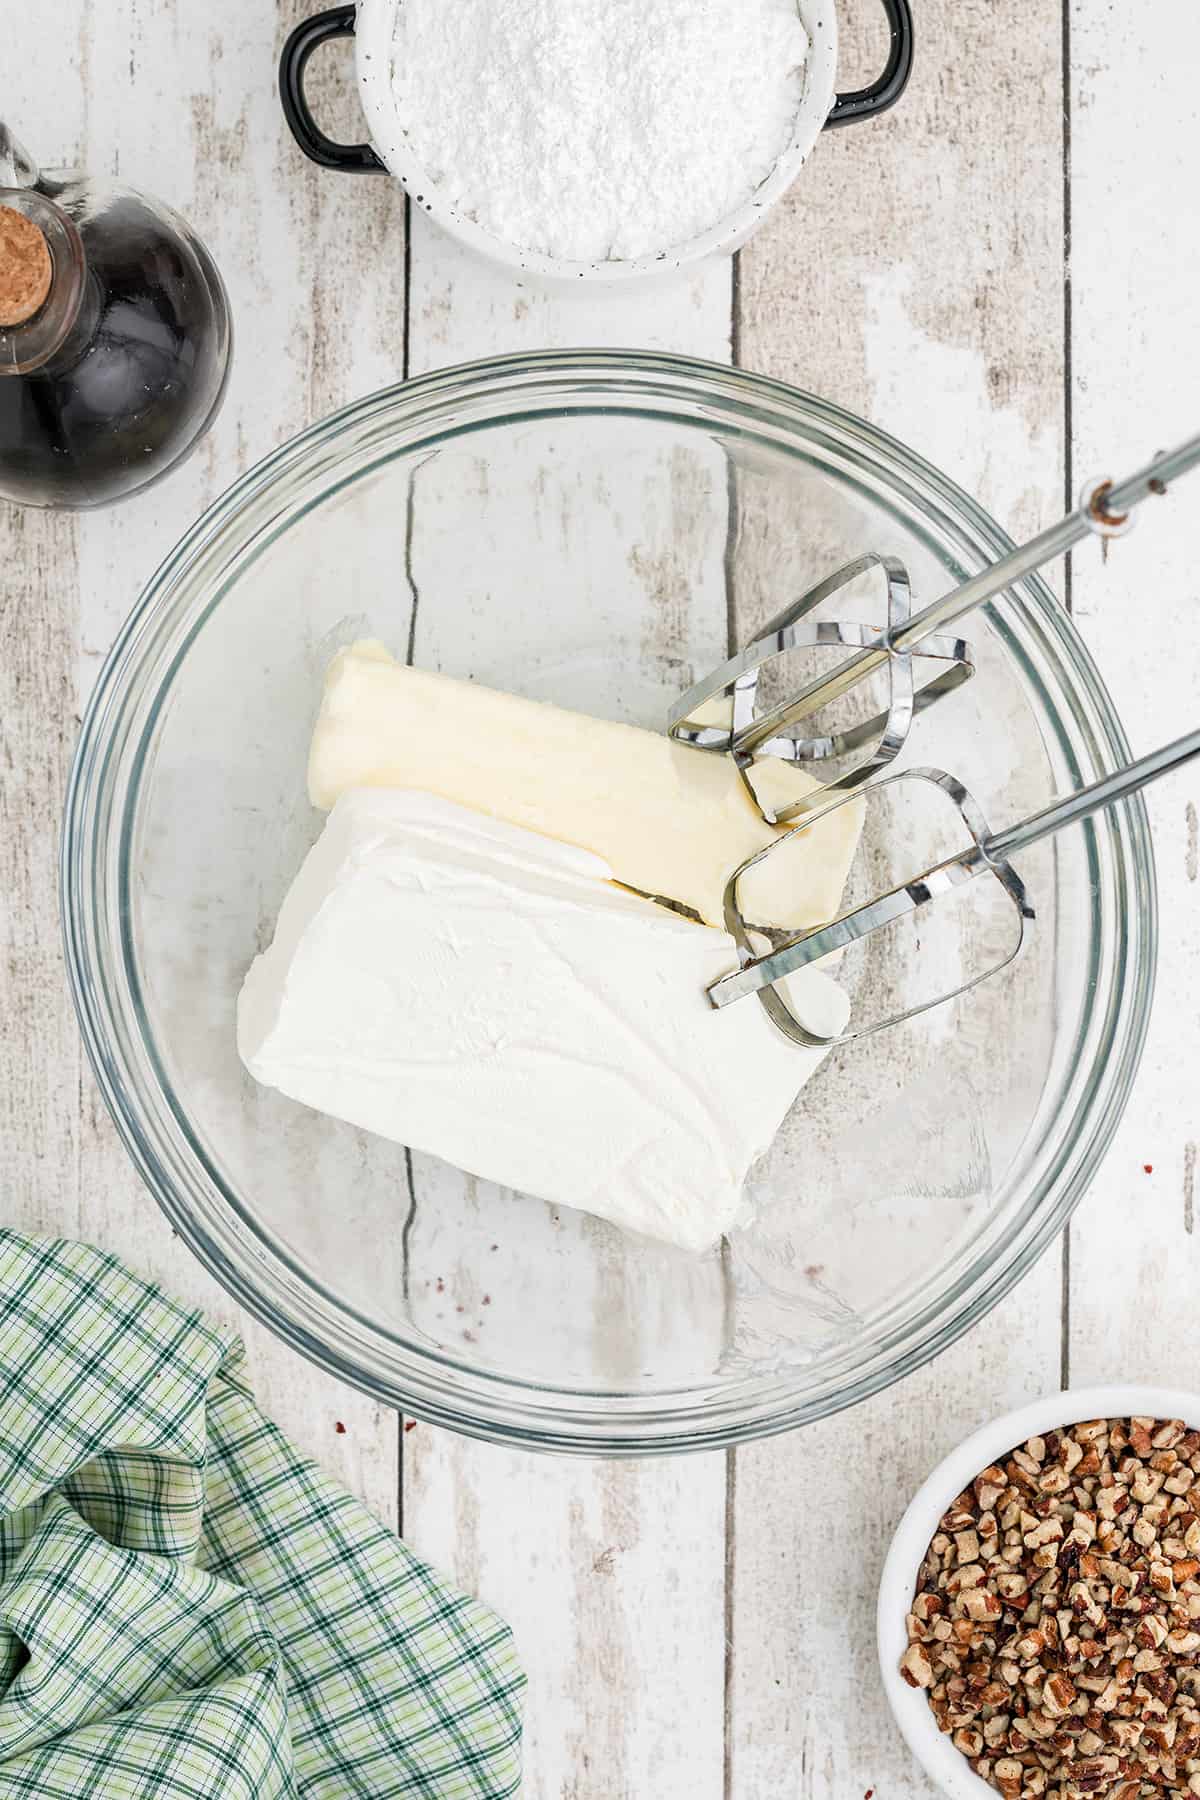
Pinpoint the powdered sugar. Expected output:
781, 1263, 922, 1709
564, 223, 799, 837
388, 0, 810, 263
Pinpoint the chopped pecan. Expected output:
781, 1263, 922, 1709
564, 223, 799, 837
901, 1642, 934, 1688
904, 1416, 1200, 1800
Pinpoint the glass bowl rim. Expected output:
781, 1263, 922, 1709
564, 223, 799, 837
61, 347, 1157, 1455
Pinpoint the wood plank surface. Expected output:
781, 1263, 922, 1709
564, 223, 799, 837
1062, 0, 1200, 1381
2, 0, 89, 1247
3, 0, 404, 1521
400, 209, 735, 1800
727, 1, 1070, 1793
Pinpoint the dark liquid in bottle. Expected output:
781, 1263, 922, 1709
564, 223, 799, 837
0, 189, 230, 509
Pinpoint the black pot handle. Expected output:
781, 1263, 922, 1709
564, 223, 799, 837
279, 5, 386, 173
825, 0, 914, 128
280, 1, 908, 165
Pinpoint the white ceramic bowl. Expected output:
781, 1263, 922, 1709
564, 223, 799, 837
877, 1385, 1200, 1799
280, 0, 912, 284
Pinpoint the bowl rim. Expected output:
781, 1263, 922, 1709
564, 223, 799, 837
60, 348, 1159, 1454
876, 1385, 1200, 1799
353, 0, 839, 283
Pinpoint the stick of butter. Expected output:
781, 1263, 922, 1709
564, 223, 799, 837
307, 641, 861, 931
238, 790, 849, 1252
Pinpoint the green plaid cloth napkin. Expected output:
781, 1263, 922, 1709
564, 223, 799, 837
0, 1229, 525, 1798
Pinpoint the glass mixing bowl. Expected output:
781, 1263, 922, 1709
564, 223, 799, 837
62, 351, 1155, 1454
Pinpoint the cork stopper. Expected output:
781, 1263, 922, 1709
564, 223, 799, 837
0, 202, 53, 326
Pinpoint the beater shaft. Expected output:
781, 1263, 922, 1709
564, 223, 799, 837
733, 431, 1200, 760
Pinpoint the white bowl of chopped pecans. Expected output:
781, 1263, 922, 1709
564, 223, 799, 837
878, 1388, 1200, 1800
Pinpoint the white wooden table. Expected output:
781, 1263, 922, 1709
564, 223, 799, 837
4, 3, 1199, 1794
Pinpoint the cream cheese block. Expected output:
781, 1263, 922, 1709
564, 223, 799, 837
307, 640, 861, 932
238, 790, 849, 1253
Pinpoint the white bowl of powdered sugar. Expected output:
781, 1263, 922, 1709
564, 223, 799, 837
280, 0, 912, 282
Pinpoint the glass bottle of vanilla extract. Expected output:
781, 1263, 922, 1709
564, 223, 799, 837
0, 123, 231, 509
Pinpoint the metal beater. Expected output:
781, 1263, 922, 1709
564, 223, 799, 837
668, 433, 1200, 824
708, 726, 1200, 1047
